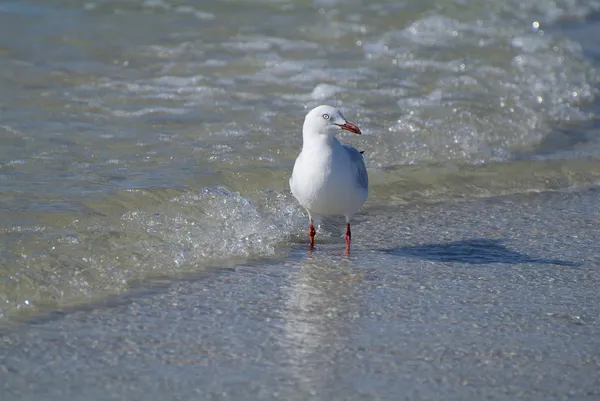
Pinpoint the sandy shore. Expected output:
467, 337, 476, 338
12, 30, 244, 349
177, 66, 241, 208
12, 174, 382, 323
2, 188, 599, 400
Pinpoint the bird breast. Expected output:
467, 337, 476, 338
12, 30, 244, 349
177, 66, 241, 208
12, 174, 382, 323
290, 140, 366, 217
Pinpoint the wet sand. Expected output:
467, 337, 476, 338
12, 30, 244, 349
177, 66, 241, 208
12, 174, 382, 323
2, 188, 599, 400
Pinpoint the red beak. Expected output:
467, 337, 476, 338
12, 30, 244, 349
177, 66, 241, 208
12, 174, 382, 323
338, 121, 361, 135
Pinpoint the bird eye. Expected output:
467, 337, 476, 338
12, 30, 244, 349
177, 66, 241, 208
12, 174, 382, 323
322, 114, 330, 120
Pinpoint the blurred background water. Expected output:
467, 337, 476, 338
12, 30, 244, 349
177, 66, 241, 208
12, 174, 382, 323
0, 0, 599, 322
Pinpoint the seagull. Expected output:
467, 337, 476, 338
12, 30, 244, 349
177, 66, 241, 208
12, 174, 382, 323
290, 105, 368, 254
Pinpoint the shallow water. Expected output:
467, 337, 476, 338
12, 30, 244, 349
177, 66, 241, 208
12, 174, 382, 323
1, 0, 600, 398
2, 188, 600, 400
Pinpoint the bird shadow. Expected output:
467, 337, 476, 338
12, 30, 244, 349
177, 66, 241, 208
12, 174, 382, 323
380, 238, 580, 267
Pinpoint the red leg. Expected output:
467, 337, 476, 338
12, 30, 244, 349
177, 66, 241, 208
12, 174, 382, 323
345, 223, 351, 255
309, 221, 316, 251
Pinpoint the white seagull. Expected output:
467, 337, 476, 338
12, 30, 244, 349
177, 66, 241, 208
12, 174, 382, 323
290, 105, 368, 254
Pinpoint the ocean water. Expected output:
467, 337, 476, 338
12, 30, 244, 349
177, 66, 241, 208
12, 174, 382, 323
1, 0, 600, 399
1, 0, 599, 320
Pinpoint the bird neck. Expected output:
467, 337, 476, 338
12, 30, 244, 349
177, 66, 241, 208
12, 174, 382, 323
302, 131, 339, 151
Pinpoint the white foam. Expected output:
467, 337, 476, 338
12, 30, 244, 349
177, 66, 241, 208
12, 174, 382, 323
111, 107, 188, 117
174, 6, 215, 20
114, 188, 305, 274
310, 83, 343, 100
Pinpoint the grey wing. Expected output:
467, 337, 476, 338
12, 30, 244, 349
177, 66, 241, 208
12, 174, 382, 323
343, 144, 368, 189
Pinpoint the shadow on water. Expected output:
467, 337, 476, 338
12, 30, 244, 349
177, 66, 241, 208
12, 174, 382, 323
380, 239, 580, 267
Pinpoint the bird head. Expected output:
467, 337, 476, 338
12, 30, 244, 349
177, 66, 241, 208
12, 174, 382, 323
303, 105, 361, 137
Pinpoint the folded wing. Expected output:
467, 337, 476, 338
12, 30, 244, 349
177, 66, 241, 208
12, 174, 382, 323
343, 144, 368, 190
